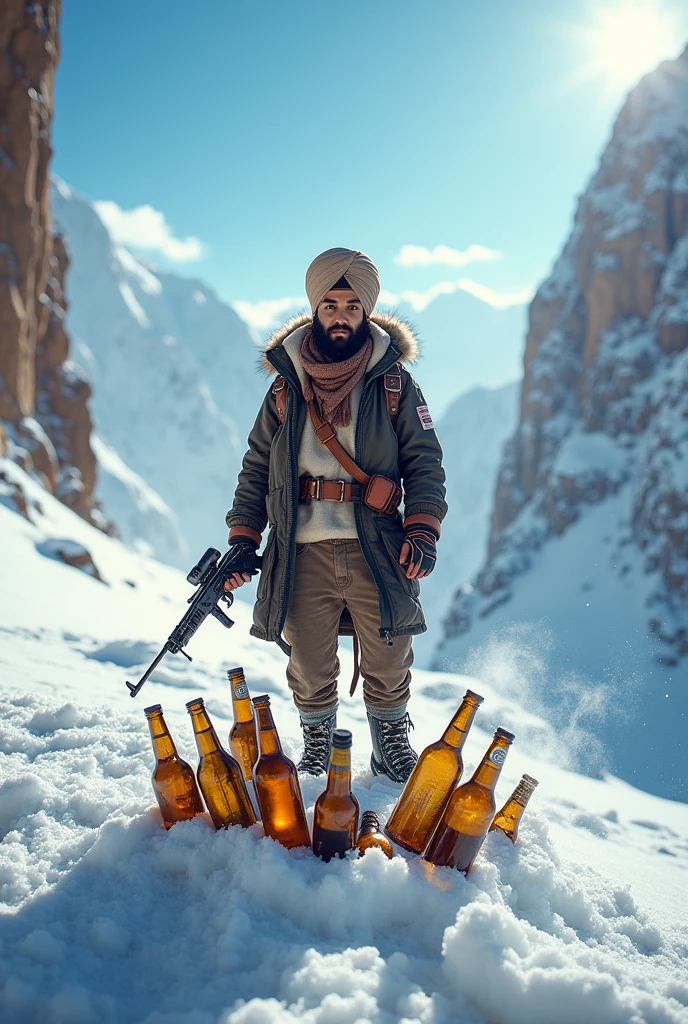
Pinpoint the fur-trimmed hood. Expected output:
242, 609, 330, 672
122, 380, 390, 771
260, 312, 419, 375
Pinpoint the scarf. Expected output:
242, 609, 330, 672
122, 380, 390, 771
299, 328, 373, 428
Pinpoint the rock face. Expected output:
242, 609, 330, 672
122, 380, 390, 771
0, 1, 100, 526
441, 47, 688, 667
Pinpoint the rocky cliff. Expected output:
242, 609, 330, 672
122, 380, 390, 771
0, 0, 100, 525
440, 46, 688, 668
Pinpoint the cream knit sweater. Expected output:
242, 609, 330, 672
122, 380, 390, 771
282, 322, 391, 543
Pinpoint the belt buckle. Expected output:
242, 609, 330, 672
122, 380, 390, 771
336, 480, 346, 501
314, 476, 324, 501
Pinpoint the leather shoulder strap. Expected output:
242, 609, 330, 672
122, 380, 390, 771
307, 401, 370, 486
384, 362, 403, 423
272, 375, 287, 423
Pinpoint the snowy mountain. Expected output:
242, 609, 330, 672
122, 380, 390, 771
50, 179, 267, 566
1, 456, 688, 1023
413, 382, 520, 667
397, 291, 526, 420
436, 48, 688, 802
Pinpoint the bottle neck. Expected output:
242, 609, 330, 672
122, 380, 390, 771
229, 674, 254, 723
472, 735, 511, 791
359, 811, 380, 836
441, 697, 481, 749
147, 714, 177, 760
189, 706, 221, 757
255, 704, 282, 757
326, 747, 352, 796
511, 781, 536, 808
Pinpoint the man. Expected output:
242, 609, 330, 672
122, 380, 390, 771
225, 248, 446, 783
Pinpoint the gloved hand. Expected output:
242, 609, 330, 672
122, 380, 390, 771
399, 522, 438, 579
223, 536, 260, 592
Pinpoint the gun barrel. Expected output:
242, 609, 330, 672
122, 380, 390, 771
126, 646, 169, 698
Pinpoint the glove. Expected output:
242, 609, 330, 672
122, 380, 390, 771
224, 533, 261, 591
399, 521, 438, 579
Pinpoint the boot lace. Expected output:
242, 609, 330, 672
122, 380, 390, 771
297, 719, 334, 775
378, 714, 417, 779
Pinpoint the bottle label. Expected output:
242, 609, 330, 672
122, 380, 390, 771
330, 747, 351, 768
233, 682, 249, 700
490, 748, 506, 767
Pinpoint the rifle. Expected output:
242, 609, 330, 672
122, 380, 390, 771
125, 545, 261, 698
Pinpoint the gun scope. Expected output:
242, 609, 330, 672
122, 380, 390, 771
186, 547, 221, 586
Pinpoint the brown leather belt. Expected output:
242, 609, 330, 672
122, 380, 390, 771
298, 476, 364, 503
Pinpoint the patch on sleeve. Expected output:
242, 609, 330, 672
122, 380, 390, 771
416, 404, 435, 430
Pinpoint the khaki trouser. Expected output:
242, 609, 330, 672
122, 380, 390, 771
283, 538, 413, 714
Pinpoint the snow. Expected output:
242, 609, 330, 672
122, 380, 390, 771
414, 383, 519, 668
1, 459, 688, 1023
552, 431, 627, 483
435, 485, 685, 800
90, 434, 187, 564
50, 178, 267, 569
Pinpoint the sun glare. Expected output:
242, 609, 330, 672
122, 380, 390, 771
582, 2, 680, 88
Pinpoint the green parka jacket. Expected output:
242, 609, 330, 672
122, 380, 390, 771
226, 313, 447, 655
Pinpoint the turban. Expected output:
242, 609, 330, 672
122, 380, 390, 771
305, 247, 381, 317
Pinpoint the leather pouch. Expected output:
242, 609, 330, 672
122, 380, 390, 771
364, 475, 402, 515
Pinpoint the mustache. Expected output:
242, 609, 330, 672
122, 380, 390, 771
328, 323, 353, 335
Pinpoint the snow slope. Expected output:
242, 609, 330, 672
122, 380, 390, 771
1, 459, 687, 1023
50, 179, 267, 567
413, 383, 519, 668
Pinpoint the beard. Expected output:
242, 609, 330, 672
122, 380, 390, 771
311, 313, 371, 362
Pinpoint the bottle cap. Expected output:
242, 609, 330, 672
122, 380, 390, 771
495, 728, 515, 743
185, 697, 205, 710
361, 810, 380, 825
252, 695, 271, 706
332, 728, 353, 749
465, 689, 484, 703
227, 667, 244, 680
522, 774, 539, 787
143, 704, 162, 715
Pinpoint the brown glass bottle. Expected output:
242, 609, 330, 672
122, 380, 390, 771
489, 774, 538, 842
227, 667, 258, 781
356, 811, 393, 859
385, 689, 484, 853
252, 695, 310, 849
144, 704, 204, 829
424, 727, 515, 873
186, 697, 257, 830
312, 729, 360, 861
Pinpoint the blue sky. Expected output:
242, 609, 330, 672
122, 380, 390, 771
53, 0, 687, 327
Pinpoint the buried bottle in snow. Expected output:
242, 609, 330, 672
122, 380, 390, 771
144, 704, 204, 829
489, 774, 538, 842
423, 728, 515, 872
252, 695, 310, 849
227, 667, 258, 781
356, 810, 393, 859
385, 689, 483, 853
312, 729, 360, 862
186, 697, 256, 830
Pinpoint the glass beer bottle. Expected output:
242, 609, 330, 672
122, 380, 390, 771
144, 704, 204, 829
489, 774, 538, 842
252, 695, 310, 849
356, 811, 393, 859
227, 667, 258, 781
424, 727, 515, 873
385, 689, 484, 853
186, 697, 256, 830
312, 729, 360, 862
